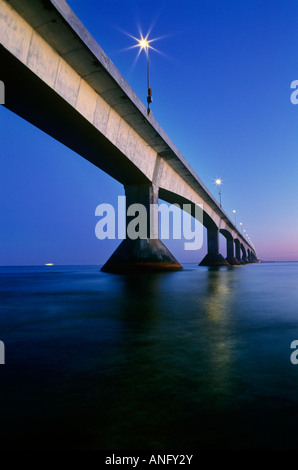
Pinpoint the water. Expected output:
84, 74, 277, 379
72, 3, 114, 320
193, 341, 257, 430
1, 262, 298, 450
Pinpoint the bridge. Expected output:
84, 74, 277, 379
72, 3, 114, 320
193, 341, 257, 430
0, 0, 258, 272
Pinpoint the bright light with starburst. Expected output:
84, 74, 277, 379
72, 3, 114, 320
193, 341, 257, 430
119, 28, 168, 114
131, 33, 156, 53
138, 37, 150, 51
121, 30, 162, 59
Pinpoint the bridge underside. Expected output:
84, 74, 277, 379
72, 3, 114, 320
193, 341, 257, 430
0, 45, 149, 186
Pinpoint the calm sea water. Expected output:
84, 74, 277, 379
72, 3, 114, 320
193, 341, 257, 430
1, 262, 298, 450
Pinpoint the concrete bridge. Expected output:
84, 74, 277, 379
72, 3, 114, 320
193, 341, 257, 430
0, 0, 258, 272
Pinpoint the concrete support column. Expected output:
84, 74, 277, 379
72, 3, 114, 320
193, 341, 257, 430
226, 237, 241, 265
199, 227, 229, 266
101, 183, 183, 273
208, 228, 219, 254
235, 239, 241, 263
124, 183, 159, 239
226, 238, 234, 260
241, 246, 248, 263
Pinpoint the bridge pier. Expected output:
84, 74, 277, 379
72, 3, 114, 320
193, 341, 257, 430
199, 227, 229, 266
241, 244, 248, 264
220, 230, 241, 265
226, 237, 241, 265
101, 183, 183, 273
248, 250, 258, 263
234, 239, 243, 264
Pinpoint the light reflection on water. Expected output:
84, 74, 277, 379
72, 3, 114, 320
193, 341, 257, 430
1, 263, 298, 449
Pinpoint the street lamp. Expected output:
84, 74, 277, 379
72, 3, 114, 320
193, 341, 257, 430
239, 222, 243, 232
137, 36, 152, 115
233, 209, 236, 226
215, 178, 222, 207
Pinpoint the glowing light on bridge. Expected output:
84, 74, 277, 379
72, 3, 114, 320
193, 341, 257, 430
215, 178, 222, 207
137, 36, 150, 51
134, 34, 154, 115
120, 30, 160, 115
120, 28, 168, 115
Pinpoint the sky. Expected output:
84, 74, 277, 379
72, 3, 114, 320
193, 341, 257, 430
1, 0, 298, 265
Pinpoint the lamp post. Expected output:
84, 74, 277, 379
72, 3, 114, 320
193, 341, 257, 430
239, 222, 243, 233
215, 178, 222, 207
233, 209, 236, 226
137, 37, 152, 115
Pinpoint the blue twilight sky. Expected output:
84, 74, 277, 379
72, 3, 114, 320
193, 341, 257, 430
1, 0, 298, 265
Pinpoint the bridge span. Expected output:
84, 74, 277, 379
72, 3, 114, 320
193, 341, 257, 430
0, 0, 258, 272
